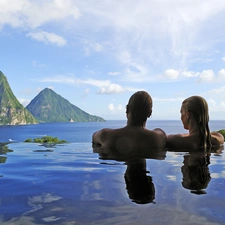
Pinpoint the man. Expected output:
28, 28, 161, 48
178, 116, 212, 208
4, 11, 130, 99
92, 91, 166, 154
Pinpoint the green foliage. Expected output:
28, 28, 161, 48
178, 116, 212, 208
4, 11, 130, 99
218, 129, 225, 140
24, 136, 67, 144
0, 71, 38, 125
24, 138, 32, 143
0, 143, 13, 154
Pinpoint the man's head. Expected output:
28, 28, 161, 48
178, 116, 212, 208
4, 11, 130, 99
126, 91, 152, 126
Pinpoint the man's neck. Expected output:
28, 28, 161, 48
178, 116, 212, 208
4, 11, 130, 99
127, 120, 146, 128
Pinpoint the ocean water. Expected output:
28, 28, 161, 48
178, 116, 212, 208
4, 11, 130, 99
0, 120, 225, 225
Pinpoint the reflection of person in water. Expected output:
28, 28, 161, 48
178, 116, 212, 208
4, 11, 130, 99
92, 91, 166, 153
181, 150, 211, 195
124, 159, 155, 204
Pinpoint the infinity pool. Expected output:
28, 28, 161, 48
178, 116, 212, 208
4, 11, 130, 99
0, 142, 225, 225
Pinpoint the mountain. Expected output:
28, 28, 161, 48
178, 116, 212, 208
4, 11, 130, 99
26, 88, 106, 122
0, 71, 38, 125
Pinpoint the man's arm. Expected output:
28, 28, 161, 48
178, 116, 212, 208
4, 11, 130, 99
92, 128, 110, 146
211, 132, 224, 145
166, 134, 193, 150
152, 128, 167, 147
92, 130, 103, 146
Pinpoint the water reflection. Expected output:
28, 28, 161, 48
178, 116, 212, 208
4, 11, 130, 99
181, 150, 211, 195
125, 159, 155, 204
92, 144, 166, 161
0, 143, 13, 164
93, 144, 224, 201
172, 145, 224, 195
93, 145, 166, 204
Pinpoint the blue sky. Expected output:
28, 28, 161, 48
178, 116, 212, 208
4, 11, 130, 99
1, 0, 225, 120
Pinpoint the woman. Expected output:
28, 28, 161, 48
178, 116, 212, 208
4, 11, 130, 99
167, 96, 224, 150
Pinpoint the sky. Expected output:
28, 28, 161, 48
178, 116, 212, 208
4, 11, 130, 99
1, 0, 225, 121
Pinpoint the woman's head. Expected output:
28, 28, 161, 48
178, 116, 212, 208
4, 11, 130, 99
126, 91, 152, 126
181, 96, 211, 146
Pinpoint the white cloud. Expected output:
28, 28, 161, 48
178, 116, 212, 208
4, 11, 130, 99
115, 50, 150, 82
98, 83, 126, 94
222, 57, 225, 62
84, 46, 91, 57
198, 70, 215, 83
153, 97, 184, 102
27, 31, 67, 46
0, 0, 29, 28
163, 69, 179, 80
83, 41, 104, 56
93, 43, 103, 52
1, 0, 225, 76
33, 75, 133, 94
117, 104, 123, 111
157, 69, 199, 81
32, 60, 49, 68
108, 71, 121, 76
208, 98, 225, 112
18, 98, 30, 106
108, 103, 115, 111
181, 71, 199, 78
218, 69, 225, 80
208, 98, 217, 106
2, 0, 225, 92
209, 86, 225, 95
0, 0, 80, 29
19, 87, 44, 97
76, 0, 225, 73
108, 103, 124, 113
47, 86, 54, 90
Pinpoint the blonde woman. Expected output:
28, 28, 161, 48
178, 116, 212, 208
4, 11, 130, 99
167, 96, 224, 150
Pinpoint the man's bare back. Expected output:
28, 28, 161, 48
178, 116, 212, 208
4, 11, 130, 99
92, 91, 166, 154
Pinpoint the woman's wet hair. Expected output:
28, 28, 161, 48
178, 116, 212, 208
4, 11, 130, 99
127, 91, 152, 126
182, 96, 212, 147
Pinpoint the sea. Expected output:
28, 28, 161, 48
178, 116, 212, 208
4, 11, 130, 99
0, 120, 225, 225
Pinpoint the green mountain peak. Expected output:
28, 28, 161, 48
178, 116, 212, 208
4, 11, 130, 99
26, 88, 105, 122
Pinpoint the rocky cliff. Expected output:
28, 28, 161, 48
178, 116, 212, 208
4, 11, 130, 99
0, 71, 38, 125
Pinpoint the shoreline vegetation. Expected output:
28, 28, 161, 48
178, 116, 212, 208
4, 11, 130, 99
24, 136, 67, 144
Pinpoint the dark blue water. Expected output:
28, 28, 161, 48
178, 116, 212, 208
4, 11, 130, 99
0, 121, 225, 225
0, 120, 224, 143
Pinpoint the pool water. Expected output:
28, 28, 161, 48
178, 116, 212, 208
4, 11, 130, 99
0, 142, 225, 225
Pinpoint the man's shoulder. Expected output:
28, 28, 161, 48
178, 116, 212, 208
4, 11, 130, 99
142, 128, 166, 137
166, 134, 198, 150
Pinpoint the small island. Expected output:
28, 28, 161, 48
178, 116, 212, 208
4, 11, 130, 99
24, 136, 67, 144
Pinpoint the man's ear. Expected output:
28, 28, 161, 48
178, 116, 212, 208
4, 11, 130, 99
147, 109, 152, 118
126, 105, 129, 114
